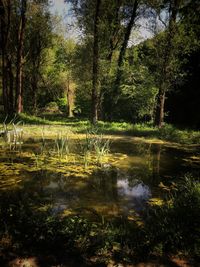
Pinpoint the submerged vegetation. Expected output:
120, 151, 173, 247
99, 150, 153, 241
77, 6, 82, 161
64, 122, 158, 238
0, 116, 200, 265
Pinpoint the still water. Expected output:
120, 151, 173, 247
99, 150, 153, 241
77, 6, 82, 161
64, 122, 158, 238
0, 136, 199, 217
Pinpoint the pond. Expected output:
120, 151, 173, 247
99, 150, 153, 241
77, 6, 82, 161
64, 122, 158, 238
0, 133, 199, 218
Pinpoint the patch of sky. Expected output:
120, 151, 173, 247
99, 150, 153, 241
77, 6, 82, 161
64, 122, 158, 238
48, 0, 79, 40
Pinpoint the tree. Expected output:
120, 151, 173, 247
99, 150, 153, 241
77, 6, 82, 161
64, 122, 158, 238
113, 0, 139, 109
54, 37, 76, 117
150, 0, 180, 127
0, 0, 13, 113
15, 0, 27, 114
24, 1, 52, 113
91, 0, 101, 124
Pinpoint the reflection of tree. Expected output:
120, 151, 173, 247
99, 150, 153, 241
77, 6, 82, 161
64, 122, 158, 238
90, 169, 119, 202
152, 144, 162, 179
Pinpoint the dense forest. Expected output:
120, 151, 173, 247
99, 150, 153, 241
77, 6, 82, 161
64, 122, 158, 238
0, 1, 200, 267
0, 0, 199, 128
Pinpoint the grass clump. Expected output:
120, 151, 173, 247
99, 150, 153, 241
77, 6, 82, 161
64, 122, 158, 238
80, 128, 110, 167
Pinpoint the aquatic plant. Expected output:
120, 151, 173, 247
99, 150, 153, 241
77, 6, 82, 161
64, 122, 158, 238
84, 128, 110, 164
40, 126, 46, 155
93, 135, 110, 165
54, 132, 70, 159
0, 116, 23, 150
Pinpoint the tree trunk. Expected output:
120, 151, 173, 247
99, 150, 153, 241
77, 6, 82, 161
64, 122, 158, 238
155, 90, 165, 128
32, 78, 37, 114
66, 78, 75, 118
7, 58, 14, 113
154, 0, 179, 127
16, 0, 26, 114
110, 0, 138, 120
91, 0, 101, 124
2, 49, 9, 113
115, 0, 138, 92
107, 0, 122, 62
0, 0, 9, 113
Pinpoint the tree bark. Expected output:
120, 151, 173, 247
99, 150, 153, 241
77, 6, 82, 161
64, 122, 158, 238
91, 0, 101, 124
155, 89, 165, 128
16, 0, 27, 114
66, 77, 75, 118
7, 57, 14, 113
115, 0, 138, 91
110, 0, 138, 120
0, 0, 9, 113
107, 0, 122, 62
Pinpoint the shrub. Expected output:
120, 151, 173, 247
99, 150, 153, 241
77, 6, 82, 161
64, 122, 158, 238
57, 98, 68, 113
43, 102, 61, 114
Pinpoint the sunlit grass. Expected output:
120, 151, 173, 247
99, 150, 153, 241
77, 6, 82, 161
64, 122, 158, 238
0, 113, 200, 144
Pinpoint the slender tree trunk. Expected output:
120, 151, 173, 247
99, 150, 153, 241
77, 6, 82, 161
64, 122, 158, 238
110, 0, 138, 120
154, 0, 179, 127
107, 0, 122, 62
91, 0, 101, 124
16, 0, 26, 114
1, 0, 9, 113
1, 49, 9, 113
66, 78, 75, 118
155, 89, 165, 128
115, 0, 138, 92
31, 78, 37, 114
7, 58, 14, 113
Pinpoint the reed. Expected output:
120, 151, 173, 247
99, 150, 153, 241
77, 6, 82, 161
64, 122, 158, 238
54, 132, 70, 159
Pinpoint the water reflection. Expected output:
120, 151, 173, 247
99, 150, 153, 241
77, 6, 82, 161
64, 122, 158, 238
117, 178, 151, 212
0, 136, 199, 216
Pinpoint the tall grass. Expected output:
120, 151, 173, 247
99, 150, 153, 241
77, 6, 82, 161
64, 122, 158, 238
54, 132, 70, 159
0, 116, 23, 150
81, 128, 110, 167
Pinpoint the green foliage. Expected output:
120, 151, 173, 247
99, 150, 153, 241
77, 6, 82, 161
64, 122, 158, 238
159, 124, 200, 144
117, 47, 159, 121
146, 175, 200, 257
43, 102, 61, 114
57, 97, 67, 113
1, 114, 200, 144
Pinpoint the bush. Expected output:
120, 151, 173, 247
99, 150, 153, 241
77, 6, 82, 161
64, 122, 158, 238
43, 102, 61, 114
57, 98, 68, 113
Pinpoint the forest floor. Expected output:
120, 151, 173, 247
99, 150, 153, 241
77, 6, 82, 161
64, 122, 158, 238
0, 113, 199, 145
